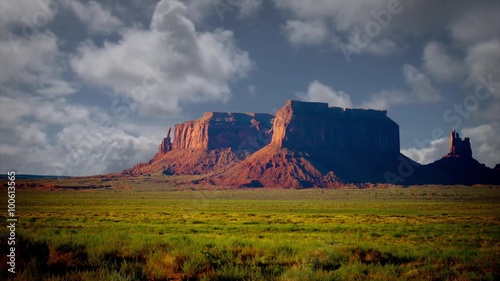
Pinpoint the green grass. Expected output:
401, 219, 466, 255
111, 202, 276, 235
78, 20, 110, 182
1, 185, 499, 280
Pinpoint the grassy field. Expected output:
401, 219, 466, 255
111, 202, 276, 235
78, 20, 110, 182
1, 183, 499, 280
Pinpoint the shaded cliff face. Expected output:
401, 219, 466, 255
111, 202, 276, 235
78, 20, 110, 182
272, 100, 399, 155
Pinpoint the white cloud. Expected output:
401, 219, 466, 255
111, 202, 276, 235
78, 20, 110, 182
361, 90, 408, 110
282, 20, 329, 47
273, 0, 500, 70
273, 0, 402, 55
52, 122, 158, 176
71, 0, 252, 117
402, 124, 500, 168
465, 39, 500, 88
401, 137, 448, 165
361, 64, 442, 110
179, 0, 263, 22
462, 123, 500, 168
68, 1, 123, 35
441, 4, 499, 90
297, 80, 352, 108
0, 90, 163, 176
448, 4, 500, 46
403, 64, 442, 103
273, 0, 379, 29
401, 138, 450, 164
423, 41, 465, 82
36, 79, 77, 97
0, 32, 56, 83
0, 94, 90, 128
1, 0, 255, 176
0, 0, 57, 29
238, 0, 263, 18
13, 123, 47, 147
0, 0, 65, 100
301, 63, 443, 111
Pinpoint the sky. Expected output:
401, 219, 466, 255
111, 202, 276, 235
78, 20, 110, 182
0, 0, 499, 176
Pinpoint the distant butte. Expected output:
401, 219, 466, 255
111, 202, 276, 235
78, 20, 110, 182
123, 100, 500, 187
423, 130, 499, 185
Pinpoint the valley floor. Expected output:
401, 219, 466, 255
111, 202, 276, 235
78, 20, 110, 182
1, 183, 499, 280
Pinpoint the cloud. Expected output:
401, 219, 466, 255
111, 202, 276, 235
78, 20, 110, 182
0, 90, 163, 176
465, 39, 500, 87
0, 0, 66, 96
68, 1, 123, 35
52, 122, 159, 176
282, 20, 329, 47
1, 32, 55, 82
273, 0, 404, 56
0, 0, 254, 176
238, 0, 263, 19
297, 80, 352, 108
401, 137, 448, 165
403, 64, 442, 103
71, 0, 253, 117
0, 0, 57, 29
362, 64, 442, 110
401, 124, 500, 168
462, 123, 500, 168
273, 0, 500, 67
177, 0, 263, 22
0, 23, 76, 97
423, 41, 465, 82
361, 90, 408, 110
273, 0, 380, 30
448, 3, 500, 46
301, 62, 442, 111
36, 79, 77, 97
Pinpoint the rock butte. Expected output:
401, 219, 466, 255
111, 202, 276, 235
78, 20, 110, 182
124, 100, 500, 187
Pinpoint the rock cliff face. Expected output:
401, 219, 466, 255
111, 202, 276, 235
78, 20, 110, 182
447, 130, 472, 158
173, 112, 274, 151
271, 100, 399, 154
126, 100, 499, 187
126, 112, 274, 175
152, 127, 173, 162
207, 100, 403, 187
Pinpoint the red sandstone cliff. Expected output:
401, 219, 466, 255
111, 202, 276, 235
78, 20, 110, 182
205, 100, 404, 187
125, 112, 274, 175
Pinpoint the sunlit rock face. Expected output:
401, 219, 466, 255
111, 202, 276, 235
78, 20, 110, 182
173, 112, 274, 151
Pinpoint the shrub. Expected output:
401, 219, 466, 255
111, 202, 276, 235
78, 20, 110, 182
182, 252, 209, 278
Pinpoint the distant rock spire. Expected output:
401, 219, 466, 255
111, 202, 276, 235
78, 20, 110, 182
158, 126, 173, 157
448, 130, 472, 158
